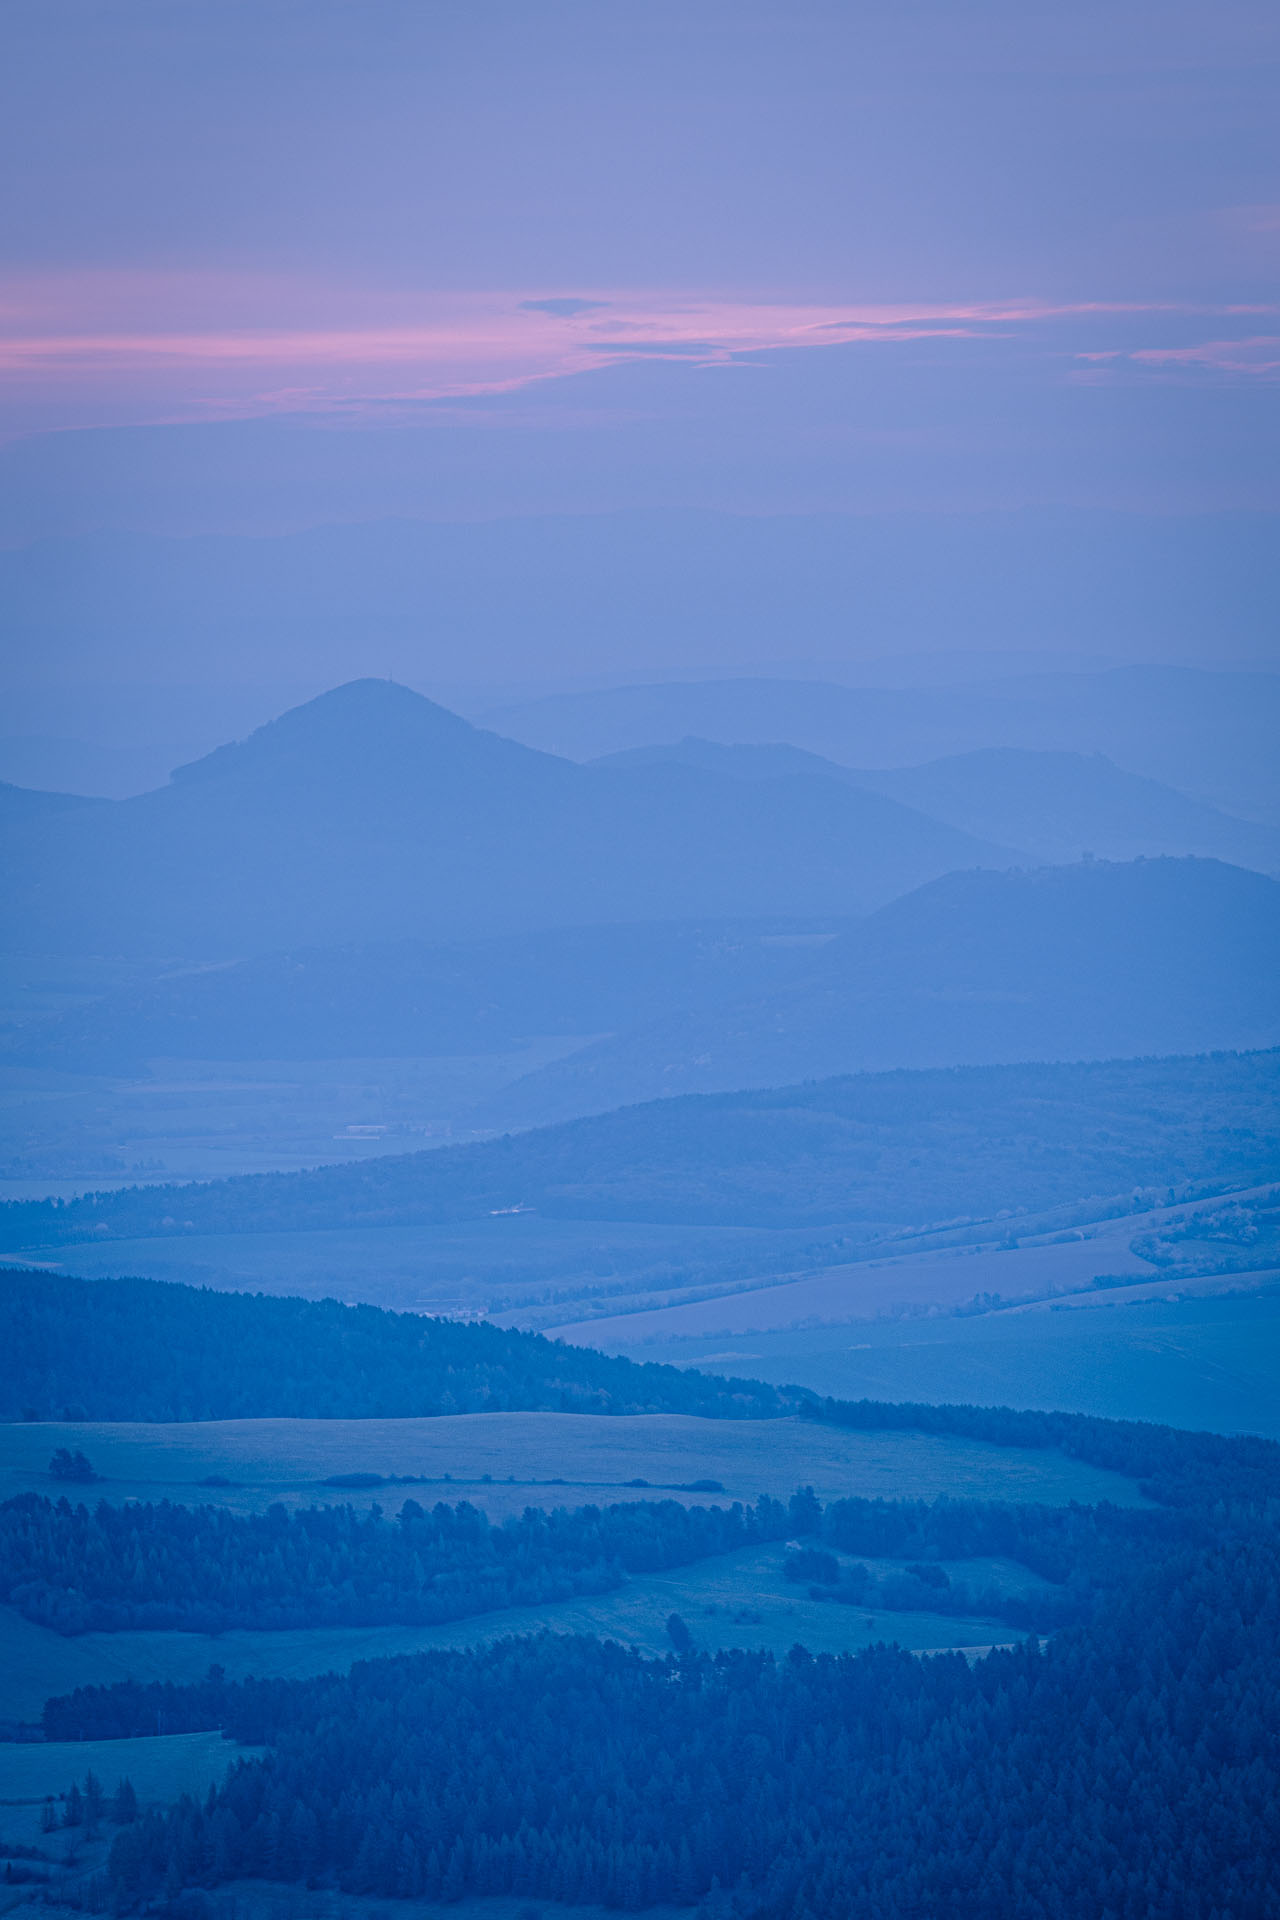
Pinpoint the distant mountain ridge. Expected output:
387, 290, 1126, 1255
0, 679, 1015, 958
593, 741, 1280, 874
487, 857, 1280, 1124
489, 665, 1280, 826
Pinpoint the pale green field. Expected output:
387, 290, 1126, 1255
0, 1411, 1143, 1517
0, 1729, 252, 1851
546, 1228, 1154, 1343
0, 1728, 242, 1805
544, 1186, 1280, 1346
0, 1542, 1042, 1725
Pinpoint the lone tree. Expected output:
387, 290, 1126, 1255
49, 1447, 98, 1483
666, 1612, 693, 1655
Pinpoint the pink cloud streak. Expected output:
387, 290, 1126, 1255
0, 274, 1272, 435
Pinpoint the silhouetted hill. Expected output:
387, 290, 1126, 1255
2, 1049, 1276, 1244
0, 779, 100, 825
0, 680, 1011, 958
2, 918, 855, 1073
488, 858, 1280, 1121
852, 749, 1280, 871
594, 741, 1280, 872
490, 666, 1280, 825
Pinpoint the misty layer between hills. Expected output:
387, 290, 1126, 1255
486, 855, 1280, 1124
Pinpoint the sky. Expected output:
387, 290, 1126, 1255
1, 0, 1278, 717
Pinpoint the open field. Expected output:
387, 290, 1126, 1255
0, 1412, 1144, 1518
613, 1288, 1280, 1437
0, 1541, 1046, 1726
547, 1229, 1157, 1344
0, 1728, 241, 1806
0, 1213, 836, 1317
544, 1185, 1280, 1344
10, 1185, 1270, 1349
0, 1729, 250, 1851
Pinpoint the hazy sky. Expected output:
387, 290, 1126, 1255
1, 0, 1278, 706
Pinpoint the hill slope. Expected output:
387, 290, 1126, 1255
0, 1269, 788, 1423
488, 858, 1280, 1121
0, 779, 100, 826
3, 1049, 1276, 1244
595, 741, 1280, 872
0, 680, 1011, 958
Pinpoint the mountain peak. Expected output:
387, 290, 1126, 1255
168, 679, 500, 788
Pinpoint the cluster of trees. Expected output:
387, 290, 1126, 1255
7, 1476, 1201, 1646
3, 1050, 1276, 1248
781, 1496, 1193, 1630
41, 1772, 137, 1834
105, 1498, 1280, 1920
47, 1447, 98, 1483
0, 1270, 789, 1423
3, 1490, 805, 1637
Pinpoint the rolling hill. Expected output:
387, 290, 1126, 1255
2, 1048, 1276, 1245
0, 680, 1013, 959
594, 740, 1280, 873
488, 857, 1280, 1122
0, 779, 100, 827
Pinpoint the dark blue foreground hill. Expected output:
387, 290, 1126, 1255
0, 1268, 790, 1423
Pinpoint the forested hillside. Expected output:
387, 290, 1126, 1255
4, 1049, 1276, 1250
103, 1490, 1280, 1920
0, 1270, 788, 1423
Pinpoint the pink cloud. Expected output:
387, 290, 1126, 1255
0, 273, 1274, 437
1129, 336, 1280, 376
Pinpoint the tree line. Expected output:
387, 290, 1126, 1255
35, 1478, 1229, 1739
1, 1489, 803, 1638
5, 1479, 1207, 1649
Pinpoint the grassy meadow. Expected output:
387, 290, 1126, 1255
0, 1728, 250, 1857
0, 1411, 1144, 1518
